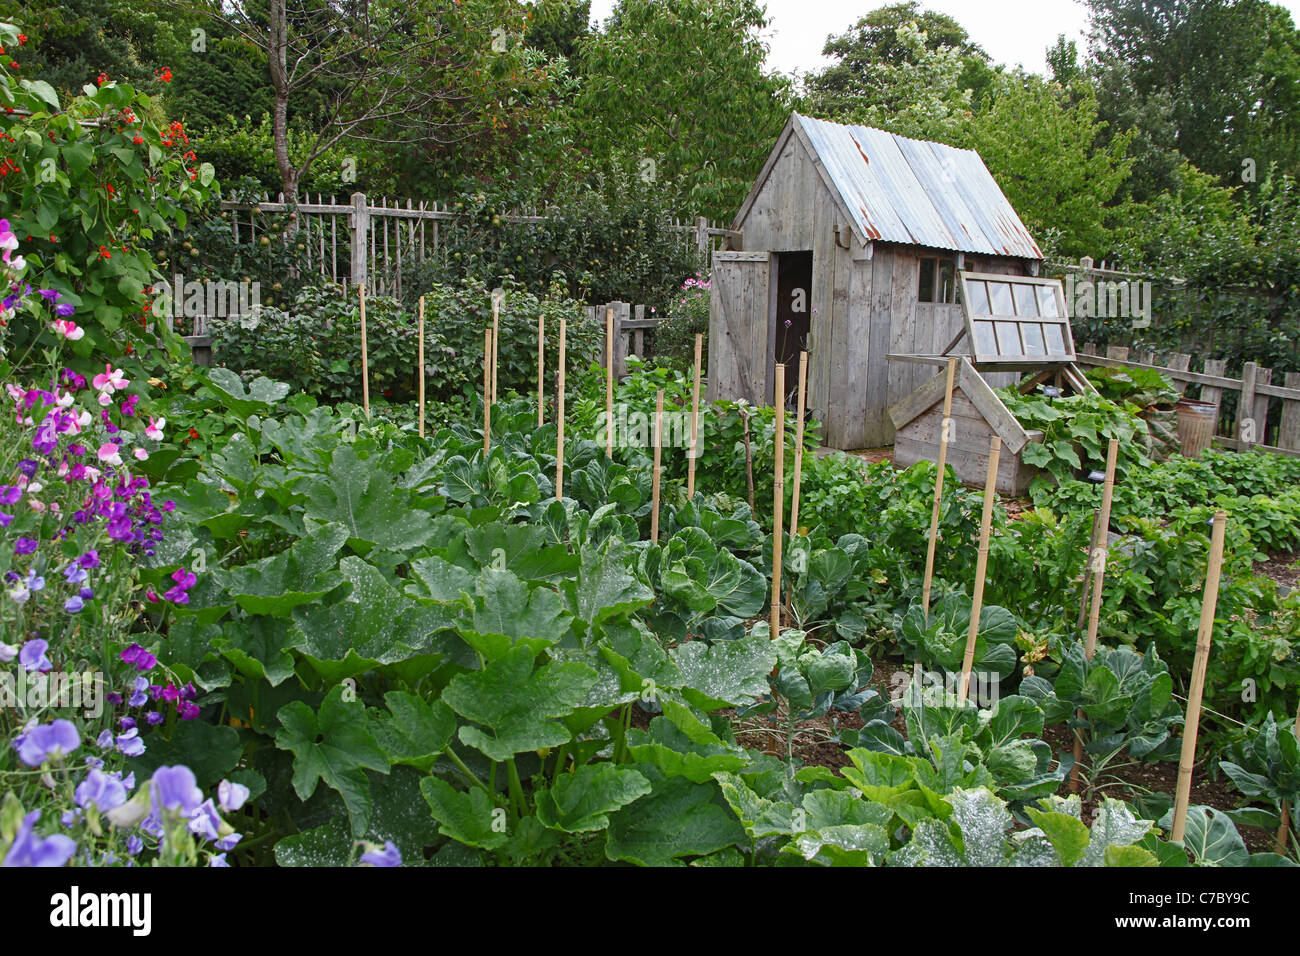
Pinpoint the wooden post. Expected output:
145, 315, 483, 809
789, 351, 809, 534
417, 296, 425, 439
650, 390, 663, 543
605, 307, 615, 459
687, 333, 703, 498
482, 327, 492, 456
359, 284, 370, 419
770, 365, 786, 638
922, 357, 958, 619
1071, 438, 1120, 791
537, 312, 545, 428
1171, 511, 1229, 844
491, 289, 501, 405
1277, 700, 1300, 854
957, 435, 1000, 705
555, 316, 566, 501
350, 191, 368, 292
1085, 438, 1120, 658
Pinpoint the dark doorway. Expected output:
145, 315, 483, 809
773, 251, 812, 408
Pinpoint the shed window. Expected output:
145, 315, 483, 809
918, 257, 959, 303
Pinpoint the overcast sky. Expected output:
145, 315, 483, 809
587, 0, 1300, 77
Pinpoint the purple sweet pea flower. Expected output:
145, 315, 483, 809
210, 853, 229, 867
217, 779, 250, 814
77, 550, 100, 569
63, 596, 84, 614
125, 834, 144, 856
37, 288, 59, 301
129, 677, 150, 709
188, 799, 222, 842
13, 537, 37, 555
96, 730, 114, 749
0, 642, 15, 663
18, 639, 52, 673
359, 840, 402, 867
177, 701, 200, 721
75, 768, 128, 812
17, 720, 80, 766
120, 643, 156, 672
145, 711, 163, 726
115, 728, 145, 758
54, 302, 75, 317
0, 485, 19, 504
0, 512, 12, 528
150, 766, 203, 817
215, 832, 242, 852
63, 564, 88, 585
1, 811, 77, 867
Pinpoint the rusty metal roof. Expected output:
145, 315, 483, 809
794, 113, 1043, 260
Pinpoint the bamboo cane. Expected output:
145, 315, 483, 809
770, 365, 786, 638
417, 295, 425, 439
537, 312, 545, 428
1278, 700, 1300, 854
687, 334, 703, 498
789, 351, 809, 535
555, 316, 566, 501
482, 327, 492, 456
1072, 438, 1121, 791
650, 390, 663, 543
606, 307, 615, 459
491, 289, 501, 404
741, 408, 755, 510
957, 435, 1000, 705
1076, 511, 1103, 631
359, 284, 370, 419
1171, 511, 1229, 844
921, 357, 958, 620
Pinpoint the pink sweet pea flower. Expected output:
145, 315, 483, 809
97, 443, 123, 467
133, 448, 148, 461
51, 319, 84, 341
92, 364, 129, 392
145, 417, 164, 441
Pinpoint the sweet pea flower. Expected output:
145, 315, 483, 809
145, 416, 164, 441
150, 766, 203, 817
188, 799, 223, 842
0, 642, 16, 663
97, 442, 122, 467
18, 639, 52, 673
217, 779, 250, 813
133, 448, 148, 461
75, 768, 128, 812
359, 841, 402, 867
115, 728, 145, 758
92, 364, 129, 392
1, 811, 76, 867
17, 719, 80, 766
51, 319, 83, 341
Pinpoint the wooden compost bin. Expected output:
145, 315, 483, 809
890, 358, 1044, 495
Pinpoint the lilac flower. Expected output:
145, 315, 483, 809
13, 537, 37, 555
63, 564, 88, 585
75, 768, 128, 812
125, 834, 144, 856
23, 570, 44, 593
210, 853, 229, 867
217, 780, 250, 814
1, 811, 76, 867
63, 596, 84, 614
359, 841, 402, 867
150, 766, 203, 817
96, 730, 114, 749
216, 832, 242, 852
188, 799, 222, 841
115, 728, 145, 757
19, 640, 52, 673
17, 720, 80, 766
145, 711, 163, 726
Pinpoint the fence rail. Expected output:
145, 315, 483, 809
587, 301, 667, 379
1077, 344, 1300, 458
217, 191, 734, 299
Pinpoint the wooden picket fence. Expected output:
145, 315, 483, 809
1077, 343, 1300, 457
588, 301, 667, 379
218, 191, 732, 299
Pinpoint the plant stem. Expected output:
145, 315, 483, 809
505, 758, 526, 820
443, 744, 491, 796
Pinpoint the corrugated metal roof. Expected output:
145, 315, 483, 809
794, 113, 1043, 260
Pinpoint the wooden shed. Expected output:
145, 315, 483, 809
708, 113, 1043, 449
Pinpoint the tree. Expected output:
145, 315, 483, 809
805, 2, 993, 119
575, 0, 792, 219
965, 72, 1135, 259
165, 0, 557, 200
1085, 0, 1300, 187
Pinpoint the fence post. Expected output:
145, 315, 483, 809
1240, 361, 1259, 446
1281, 372, 1300, 452
351, 192, 369, 293
696, 217, 710, 259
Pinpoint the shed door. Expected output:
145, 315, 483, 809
708, 251, 772, 405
